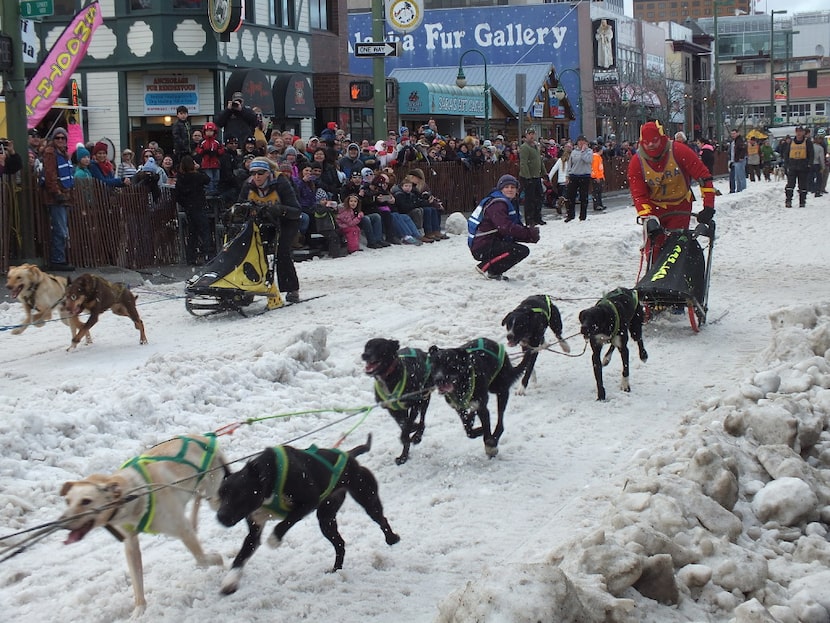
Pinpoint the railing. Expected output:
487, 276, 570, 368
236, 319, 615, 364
1, 152, 729, 274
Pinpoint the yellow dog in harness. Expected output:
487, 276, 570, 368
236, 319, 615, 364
120, 433, 220, 534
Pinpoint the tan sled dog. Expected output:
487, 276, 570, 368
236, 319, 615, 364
59, 434, 228, 616
5, 264, 86, 341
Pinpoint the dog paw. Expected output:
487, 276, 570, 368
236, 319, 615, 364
558, 339, 571, 354
200, 553, 224, 567
386, 531, 401, 545
220, 568, 242, 595
621, 379, 631, 392
515, 384, 527, 396
395, 455, 408, 466
11, 327, 23, 335
130, 604, 147, 620
266, 533, 283, 549
484, 442, 499, 458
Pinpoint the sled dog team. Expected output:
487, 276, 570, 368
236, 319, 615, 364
8, 264, 650, 615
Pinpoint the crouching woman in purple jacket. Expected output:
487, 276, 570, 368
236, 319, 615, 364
467, 174, 540, 281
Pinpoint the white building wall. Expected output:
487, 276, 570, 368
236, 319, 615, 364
84, 72, 122, 149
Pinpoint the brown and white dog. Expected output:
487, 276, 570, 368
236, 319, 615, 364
63, 273, 148, 351
5, 263, 86, 341
59, 434, 228, 617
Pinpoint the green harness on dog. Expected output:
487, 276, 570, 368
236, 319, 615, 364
373, 348, 432, 411
261, 446, 349, 518
596, 288, 639, 338
445, 338, 506, 412
119, 434, 219, 535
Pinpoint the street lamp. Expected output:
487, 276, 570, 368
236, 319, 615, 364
713, 0, 735, 145
769, 10, 787, 129
785, 30, 799, 124
552, 67, 582, 139
456, 49, 490, 140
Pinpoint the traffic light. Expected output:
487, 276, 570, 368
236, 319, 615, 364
349, 81, 373, 102
807, 70, 817, 89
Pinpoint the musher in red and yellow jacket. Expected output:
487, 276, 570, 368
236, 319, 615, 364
627, 120, 716, 258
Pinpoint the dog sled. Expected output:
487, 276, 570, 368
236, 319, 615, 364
635, 210, 715, 332
184, 202, 283, 316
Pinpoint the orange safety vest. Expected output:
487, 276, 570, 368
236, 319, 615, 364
591, 153, 604, 180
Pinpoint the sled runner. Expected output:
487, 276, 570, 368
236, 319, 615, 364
636, 210, 715, 333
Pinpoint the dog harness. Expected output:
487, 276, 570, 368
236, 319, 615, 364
117, 434, 219, 535
262, 446, 349, 518
596, 289, 639, 338
21, 277, 67, 316
530, 295, 555, 323
374, 348, 432, 411
445, 339, 506, 412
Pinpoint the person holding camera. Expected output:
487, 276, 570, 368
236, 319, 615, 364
215, 91, 258, 145
0, 137, 23, 179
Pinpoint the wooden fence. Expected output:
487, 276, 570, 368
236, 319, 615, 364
1, 152, 727, 274
1, 180, 180, 274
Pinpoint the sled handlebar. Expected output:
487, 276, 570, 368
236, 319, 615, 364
637, 211, 714, 240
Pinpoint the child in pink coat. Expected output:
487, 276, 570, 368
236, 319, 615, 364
336, 193, 364, 253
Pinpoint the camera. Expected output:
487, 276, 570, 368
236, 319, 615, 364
0, 139, 8, 155
232, 100, 242, 110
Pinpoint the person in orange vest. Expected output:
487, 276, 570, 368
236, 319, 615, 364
627, 120, 716, 259
591, 143, 606, 212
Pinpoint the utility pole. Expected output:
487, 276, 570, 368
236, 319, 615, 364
372, 0, 387, 138
2, 0, 37, 259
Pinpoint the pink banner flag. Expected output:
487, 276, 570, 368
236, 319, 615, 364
25, 2, 103, 129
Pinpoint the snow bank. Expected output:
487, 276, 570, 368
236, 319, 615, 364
436, 303, 830, 623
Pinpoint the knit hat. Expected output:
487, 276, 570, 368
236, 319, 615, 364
327, 121, 338, 131
347, 143, 359, 151
248, 158, 272, 173
93, 141, 108, 155
284, 146, 297, 156
50, 127, 68, 139
639, 121, 668, 158
361, 167, 374, 180
142, 157, 159, 173
399, 126, 409, 134
75, 144, 90, 159
497, 174, 519, 190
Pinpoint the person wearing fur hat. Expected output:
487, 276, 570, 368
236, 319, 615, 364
627, 120, 716, 258
238, 157, 303, 303
467, 174, 540, 280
